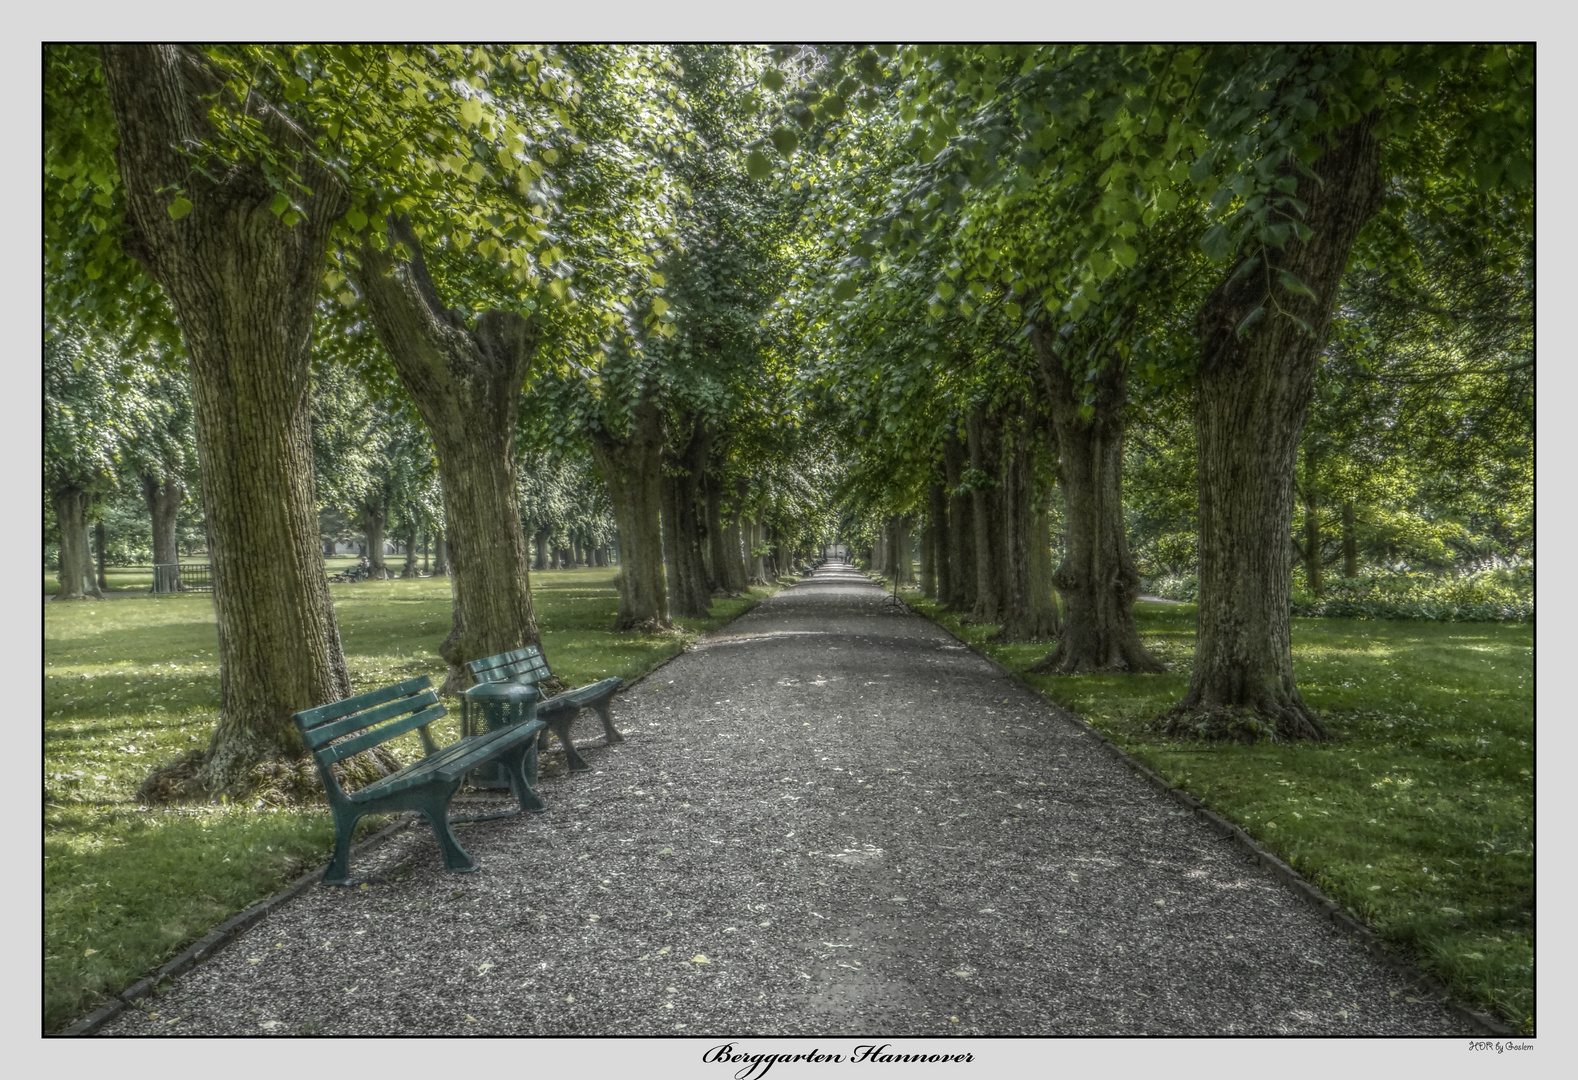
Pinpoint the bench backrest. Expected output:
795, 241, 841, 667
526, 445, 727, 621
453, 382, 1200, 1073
292, 675, 445, 770
467, 645, 552, 689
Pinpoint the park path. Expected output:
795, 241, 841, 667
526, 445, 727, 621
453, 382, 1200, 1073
99, 564, 1470, 1036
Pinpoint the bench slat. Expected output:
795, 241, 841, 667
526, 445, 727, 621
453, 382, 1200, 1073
294, 675, 431, 730
315, 702, 447, 767
299, 688, 439, 750
351, 719, 546, 802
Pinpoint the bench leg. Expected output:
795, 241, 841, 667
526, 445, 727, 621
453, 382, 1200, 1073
591, 698, 624, 745
549, 715, 593, 772
499, 740, 548, 814
323, 806, 364, 886
417, 782, 476, 873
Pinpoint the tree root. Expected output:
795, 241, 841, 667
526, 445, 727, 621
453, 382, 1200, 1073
134, 744, 403, 806
1158, 703, 1333, 744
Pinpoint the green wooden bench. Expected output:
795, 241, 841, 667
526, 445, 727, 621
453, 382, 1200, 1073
292, 675, 548, 885
466, 645, 623, 773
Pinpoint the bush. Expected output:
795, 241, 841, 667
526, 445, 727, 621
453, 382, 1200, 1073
1292, 567, 1533, 623
1144, 572, 1197, 602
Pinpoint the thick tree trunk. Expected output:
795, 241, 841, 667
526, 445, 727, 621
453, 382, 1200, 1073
1030, 340, 1162, 670
102, 45, 353, 797
1342, 500, 1358, 579
942, 432, 976, 612
52, 487, 102, 600
145, 474, 193, 571
661, 422, 713, 618
745, 514, 770, 585
966, 408, 1008, 623
590, 396, 670, 631
533, 527, 550, 572
351, 218, 542, 693
1170, 117, 1383, 742
996, 421, 1063, 643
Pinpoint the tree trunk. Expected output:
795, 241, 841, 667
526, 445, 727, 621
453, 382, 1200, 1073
966, 408, 1008, 623
924, 480, 947, 600
590, 396, 671, 631
350, 217, 542, 693
1030, 340, 1162, 670
102, 45, 353, 797
1170, 116, 1384, 742
745, 514, 770, 585
660, 422, 713, 618
996, 420, 1063, 643
433, 531, 450, 577
400, 520, 420, 578
1342, 500, 1358, 579
361, 492, 390, 580
422, 533, 431, 574
52, 487, 102, 600
942, 432, 976, 612
94, 519, 110, 590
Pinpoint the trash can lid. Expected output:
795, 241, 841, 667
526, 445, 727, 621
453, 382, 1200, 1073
462, 681, 542, 703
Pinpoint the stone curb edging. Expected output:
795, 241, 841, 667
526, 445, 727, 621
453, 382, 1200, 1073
56, 814, 415, 1036
57, 581, 786, 1037
908, 599, 1516, 1038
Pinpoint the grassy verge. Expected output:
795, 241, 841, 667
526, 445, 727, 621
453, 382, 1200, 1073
901, 587, 1534, 1033
43, 555, 374, 596
44, 568, 781, 1031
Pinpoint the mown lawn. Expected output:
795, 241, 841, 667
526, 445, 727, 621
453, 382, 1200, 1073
43, 568, 779, 1031
906, 592, 1535, 1033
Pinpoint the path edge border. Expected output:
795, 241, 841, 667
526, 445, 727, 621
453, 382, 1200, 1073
906, 594, 1515, 1038
56, 577, 789, 1037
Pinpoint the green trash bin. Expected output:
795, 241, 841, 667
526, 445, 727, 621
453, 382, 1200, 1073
460, 680, 541, 789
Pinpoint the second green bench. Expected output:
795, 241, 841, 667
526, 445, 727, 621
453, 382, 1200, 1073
466, 645, 623, 773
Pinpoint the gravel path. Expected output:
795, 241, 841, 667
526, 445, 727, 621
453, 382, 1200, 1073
100, 563, 1471, 1036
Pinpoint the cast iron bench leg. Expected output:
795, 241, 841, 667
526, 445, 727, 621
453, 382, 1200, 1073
499, 740, 548, 813
591, 696, 623, 744
417, 781, 476, 873
324, 806, 366, 886
549, 714, 593, 772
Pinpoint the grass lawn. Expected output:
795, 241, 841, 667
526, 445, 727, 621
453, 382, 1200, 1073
43, 567, 780, 1031
905, 590, 1534, 1034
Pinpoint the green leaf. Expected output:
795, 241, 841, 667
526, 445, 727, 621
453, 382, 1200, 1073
649, 271, 666, 287
1276, 269, 1318, 301
345, 206, 368, 231
650, 296, 669, 316
770, 127, 799, 156
459, 97, 483, 127
745, 150, 773, 180
832, 279, 858, 302
1199, 224, 1233, 262
1234, 305, 1266, 336
167, 196, 193, 221
761, 69, 785, 93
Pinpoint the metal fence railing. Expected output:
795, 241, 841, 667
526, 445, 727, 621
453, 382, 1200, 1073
151, 563, 212, 593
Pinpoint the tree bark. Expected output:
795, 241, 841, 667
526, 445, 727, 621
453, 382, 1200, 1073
590, 395, 671, 631
942, 432, 976, 612
433, 530, 450, 577
660, 421, 713, 618
996, 419, 1063, 643
102, 45, 353, 796
360, 491, 390, 580
925, 479, 948, 602
1170, 116, 1384, 742
52, 487, 102, 600
400, 519, 420, 578
965, 408, 1008, 623
94, 519, 110, 590
1342, 500, 1358, 579
1030, 339, 1161, 669
532, 527, 550, 572
350, 217, 542, 692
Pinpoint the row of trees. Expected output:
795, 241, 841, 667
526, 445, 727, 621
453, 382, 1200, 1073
775, 44, 1531, 740
45, 45, 839, 798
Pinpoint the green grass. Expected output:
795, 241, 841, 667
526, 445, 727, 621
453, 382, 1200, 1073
905, 589, 1534, 1033
43, 555, 374, 596
43, 568, 780, 1031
